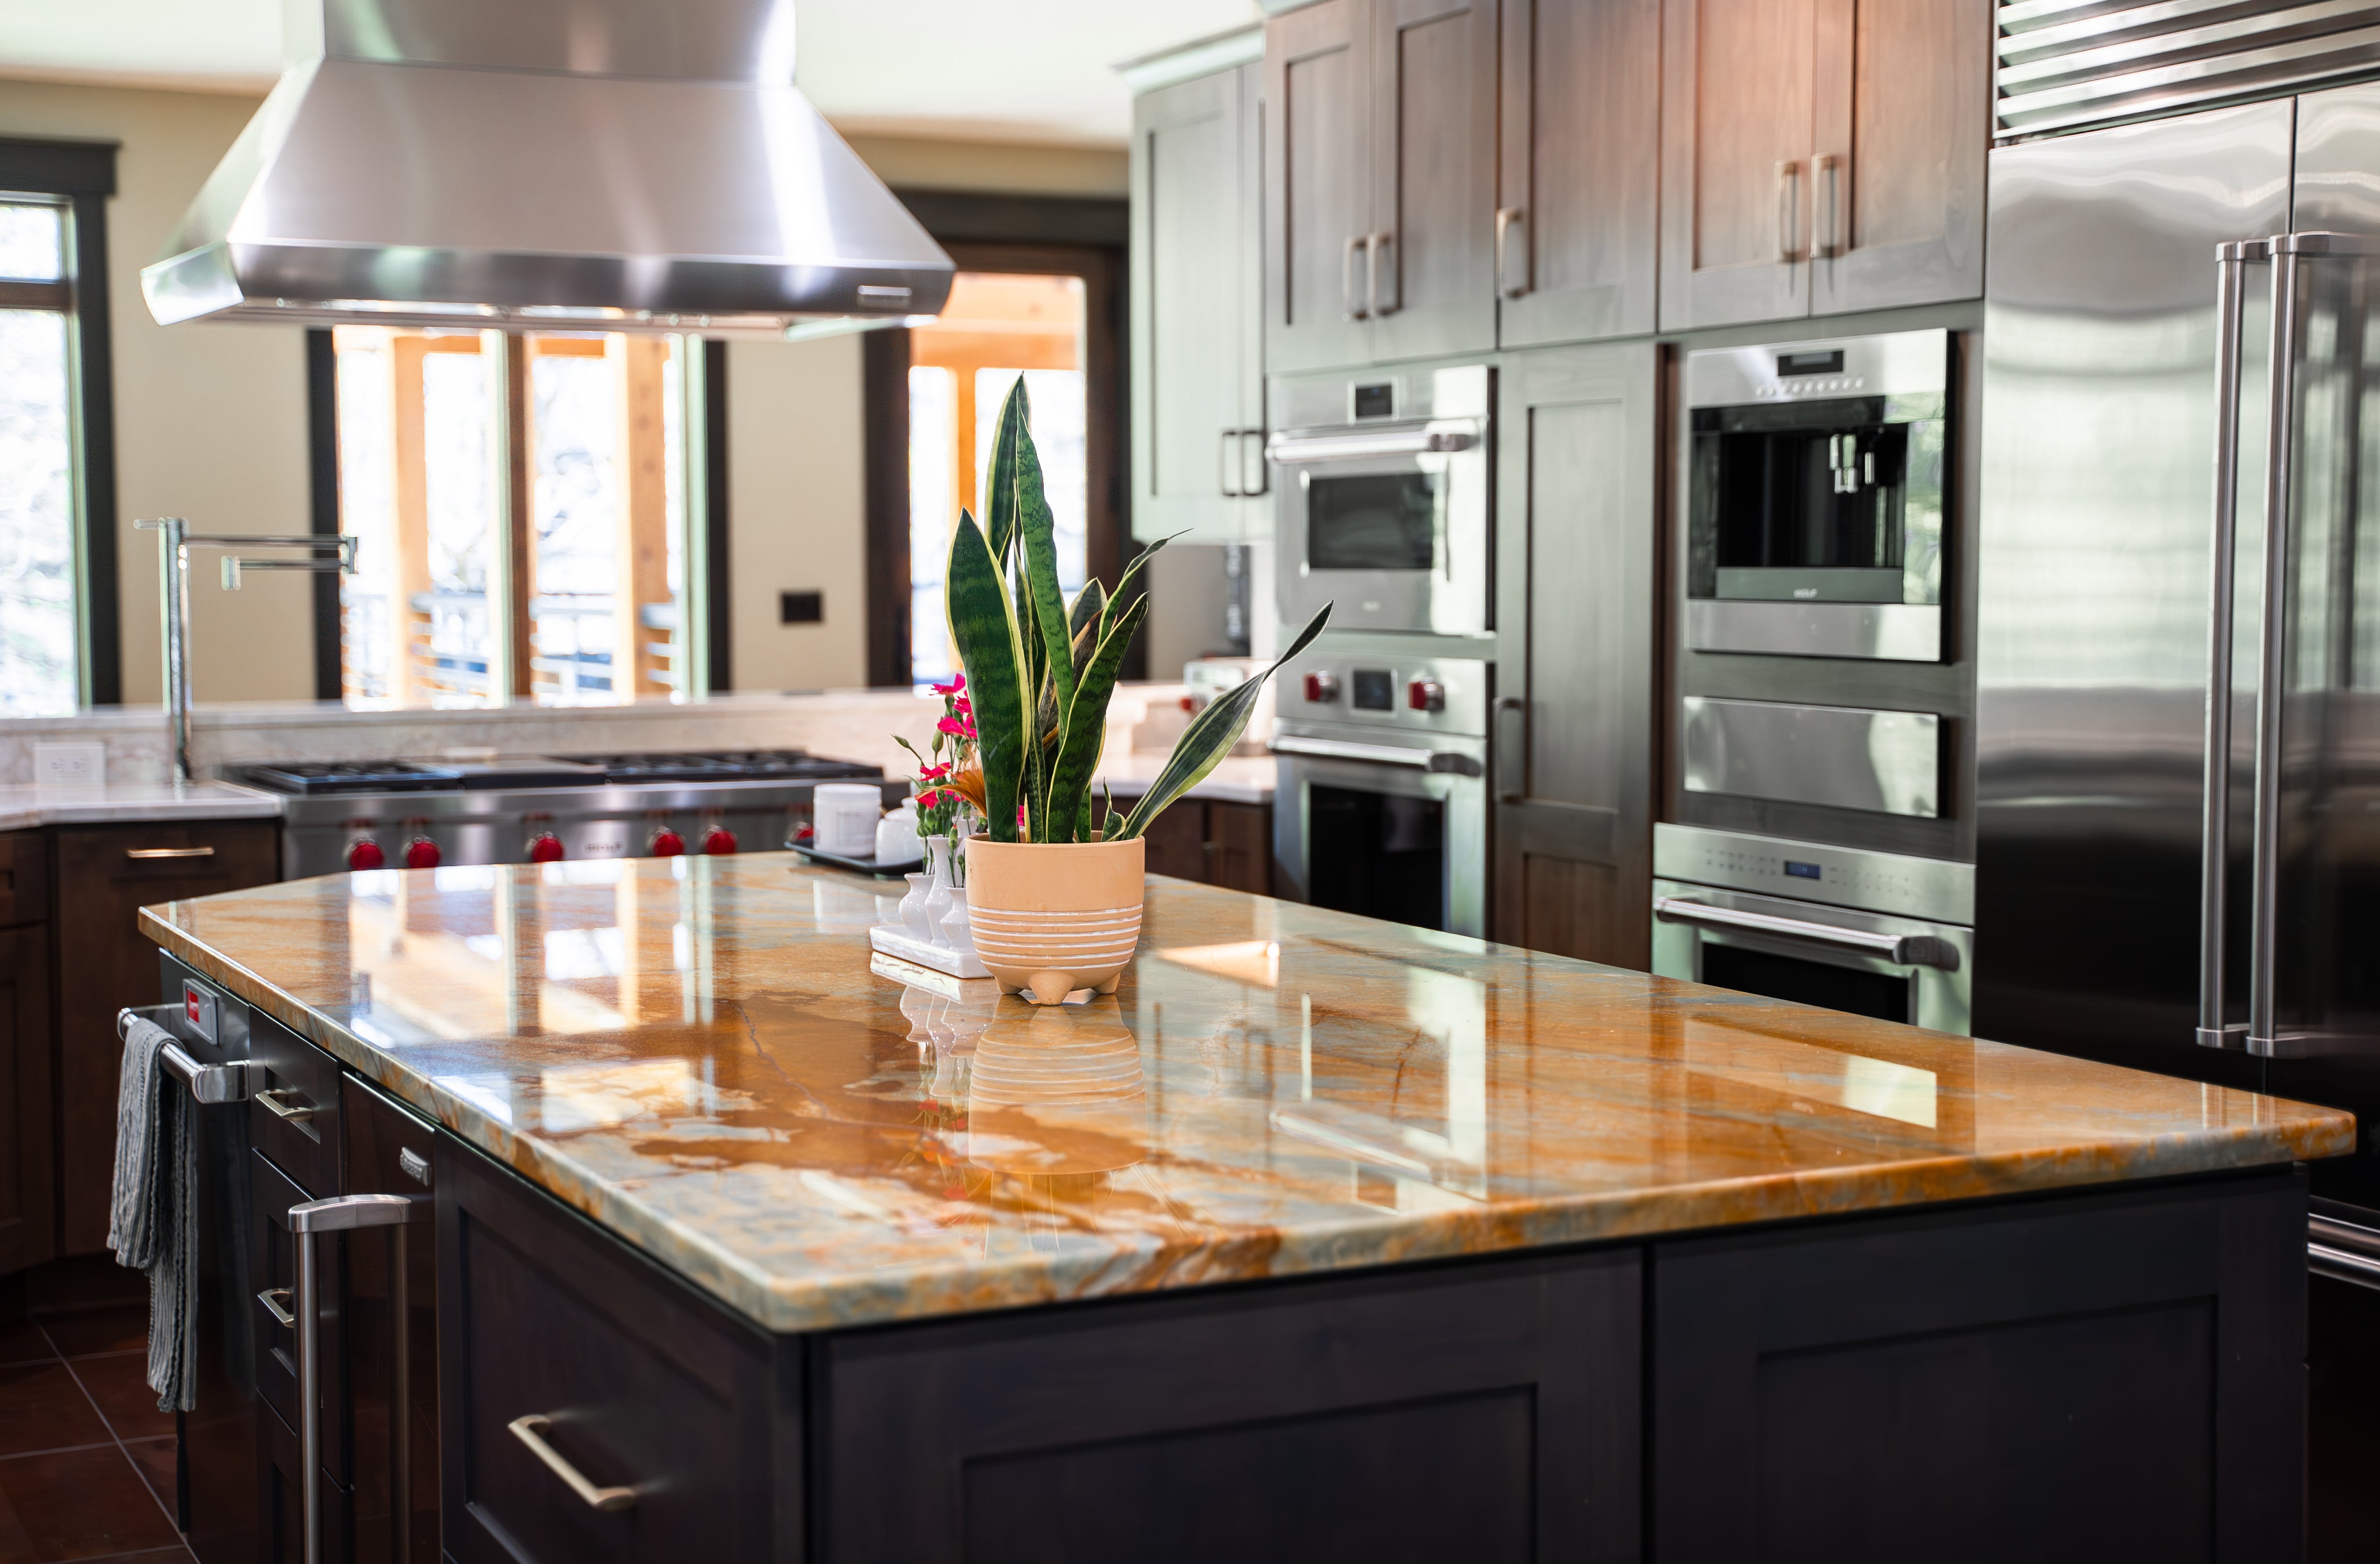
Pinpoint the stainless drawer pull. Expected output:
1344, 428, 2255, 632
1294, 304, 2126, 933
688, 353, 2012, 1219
258, 1287, 295, 1328
256, 1088, 318, 1123
288, 1194, 415, 1564
2310, 1240, 2380, 1293
1654, 896, 1960, 971
399, 1147, 431, 1186
125, 846, 215, 860
508, 1415, 639, 1512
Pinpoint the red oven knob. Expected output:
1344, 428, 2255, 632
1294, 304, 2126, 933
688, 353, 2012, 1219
648, 828, 686, 858
701, 826, 739, 856
526, 833, 565, 864
403, 838, 441, 870
345, 839, 385, 871
1302, 671, 1340, 704
1407, 677, 1445, 713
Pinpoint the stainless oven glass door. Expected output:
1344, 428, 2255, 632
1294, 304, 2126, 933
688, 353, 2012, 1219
1276, 740, 1488, 937
1651, 879, 1972, 1034
1273, 433, 1489, 636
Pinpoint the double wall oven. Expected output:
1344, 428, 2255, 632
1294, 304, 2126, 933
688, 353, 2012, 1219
1269, 365, 1493, 934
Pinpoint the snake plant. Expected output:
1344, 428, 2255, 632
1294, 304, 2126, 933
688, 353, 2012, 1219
946, 378, 1329, 845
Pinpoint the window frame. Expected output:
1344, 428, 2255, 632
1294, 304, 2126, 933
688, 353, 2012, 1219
0, 137, 121, 707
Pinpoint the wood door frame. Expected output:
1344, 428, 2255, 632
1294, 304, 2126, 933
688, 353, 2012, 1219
862, 200, 1133, 688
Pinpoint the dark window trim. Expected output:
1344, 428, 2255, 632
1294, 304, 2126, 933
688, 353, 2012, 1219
703, 338, 732, 693
305, 329, 343, 700
865, 191, 1135, 686
1, 136, 121, 706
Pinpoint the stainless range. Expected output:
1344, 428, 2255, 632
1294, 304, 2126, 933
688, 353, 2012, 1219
243, 751, 898, 878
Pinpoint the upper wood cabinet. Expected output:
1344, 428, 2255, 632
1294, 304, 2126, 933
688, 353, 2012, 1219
1265, 0, 1497, 373
1129, 48, 1268, 545
1496, 0, 1664, 346
1659, 0, 1987, 331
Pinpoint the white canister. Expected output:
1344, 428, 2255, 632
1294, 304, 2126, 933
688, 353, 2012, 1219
875, 801, 920, 864
813, 783, 882, 856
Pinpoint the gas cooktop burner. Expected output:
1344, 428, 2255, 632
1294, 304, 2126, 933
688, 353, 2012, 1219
239, 760, 464, 795
562, 750, 882, 784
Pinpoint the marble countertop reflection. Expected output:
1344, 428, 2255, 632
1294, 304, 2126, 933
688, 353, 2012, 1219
140, 855, 2354, 1333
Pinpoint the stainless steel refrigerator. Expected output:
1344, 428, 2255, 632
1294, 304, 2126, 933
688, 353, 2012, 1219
1977, 82, 2380, 1557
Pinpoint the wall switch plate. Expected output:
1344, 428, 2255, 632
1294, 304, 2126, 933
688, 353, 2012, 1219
33, 742, 105, 789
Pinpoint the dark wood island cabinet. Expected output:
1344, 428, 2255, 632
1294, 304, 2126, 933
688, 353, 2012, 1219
140, 856, 2349, 1563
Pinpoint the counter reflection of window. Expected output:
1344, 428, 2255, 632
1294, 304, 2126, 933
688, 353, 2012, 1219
0, 200, 80, 714
329, 328, 694, 706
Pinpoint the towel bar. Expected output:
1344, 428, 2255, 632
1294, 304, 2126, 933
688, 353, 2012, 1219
116, 1005, 261, 1104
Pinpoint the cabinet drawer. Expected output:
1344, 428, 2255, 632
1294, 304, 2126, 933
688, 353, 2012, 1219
250, 1011, 343, 1198
438, 1142, 775, 1564
252, 1150, 352, 1483
0, 831, 45, 927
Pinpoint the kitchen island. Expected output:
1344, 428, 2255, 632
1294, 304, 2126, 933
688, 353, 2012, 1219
141, 855, 2350, 1563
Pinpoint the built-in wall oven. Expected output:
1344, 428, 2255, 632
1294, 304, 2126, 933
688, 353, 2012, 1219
1653, 824, 1973, 1033
1269, 365, 1491, 637
1685, 329, 1949, 662
1273, 651, 1488, 937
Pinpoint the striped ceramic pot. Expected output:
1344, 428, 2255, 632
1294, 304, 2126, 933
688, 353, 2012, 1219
962, 837, 1145, 1006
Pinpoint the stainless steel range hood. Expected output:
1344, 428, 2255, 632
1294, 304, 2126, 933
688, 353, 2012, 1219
142, 0, 954, 336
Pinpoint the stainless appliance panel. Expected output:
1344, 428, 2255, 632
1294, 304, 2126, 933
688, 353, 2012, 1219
1271, 363, 1493, 429
1651, 877, 1974, 1035
1683, 599, 1943, 660
1682, 696, 1942, 817
1685, 331, 1950, 411
2296, 82, 2380, 235
1973, 100, 2293, 1061
1654, 822, 1975, 924
1275, 728, 1490, 938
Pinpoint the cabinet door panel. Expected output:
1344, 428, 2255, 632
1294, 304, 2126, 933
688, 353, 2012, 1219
0, 924, 52, 1274
1371, 0, 1498, 362
1498, 0, 1662, 346
1266, 0, 1372, 374
1660, 0, 1818, 329
1493, 344, 1658, 968
55, 821, 279, 1253
1811, 0, 1988, 315
1133, 69, 1250, 543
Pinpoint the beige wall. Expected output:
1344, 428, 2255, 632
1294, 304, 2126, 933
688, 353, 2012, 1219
0, 81, 315, 705
0, 76, 1125, 703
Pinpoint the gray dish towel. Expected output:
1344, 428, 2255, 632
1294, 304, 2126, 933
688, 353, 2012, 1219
106, 1017, 198, 1414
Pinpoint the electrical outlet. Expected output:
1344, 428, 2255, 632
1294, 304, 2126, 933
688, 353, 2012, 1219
33, 742, 104, 789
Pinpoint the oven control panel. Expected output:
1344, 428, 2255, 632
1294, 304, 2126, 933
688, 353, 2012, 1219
1277, 653, 1489, 738
1653, 822, 1972, 926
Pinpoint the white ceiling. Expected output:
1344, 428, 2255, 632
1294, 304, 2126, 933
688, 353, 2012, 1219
0, 0, 1262, 145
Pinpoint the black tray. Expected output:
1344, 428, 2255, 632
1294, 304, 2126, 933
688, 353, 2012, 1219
788, 841, 926, 879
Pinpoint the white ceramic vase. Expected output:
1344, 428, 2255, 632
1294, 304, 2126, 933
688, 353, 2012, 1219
920, 837, 957, 947
897, 872, 933, 941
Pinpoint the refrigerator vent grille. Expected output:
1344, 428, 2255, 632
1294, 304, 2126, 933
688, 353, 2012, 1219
1997, 0, 2380, 137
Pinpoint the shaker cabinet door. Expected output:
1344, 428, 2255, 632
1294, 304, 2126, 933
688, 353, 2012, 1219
1497, 0, 1662, 347
0, 922, 52, 1275
1132, 68, 1258, 543
1266, 0, 1375, 374
1808, 0, 1989, 316
1367, 0, 1499, 363
1659, 0, 1820, 330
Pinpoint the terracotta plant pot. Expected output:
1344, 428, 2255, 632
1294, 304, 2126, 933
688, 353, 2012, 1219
962, 837, 1145, 1005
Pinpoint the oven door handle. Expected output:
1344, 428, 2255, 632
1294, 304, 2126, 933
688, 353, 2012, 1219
1654, 896, 1960, 971
1266, 428, 1475, 463
1275, 733, 1482, 776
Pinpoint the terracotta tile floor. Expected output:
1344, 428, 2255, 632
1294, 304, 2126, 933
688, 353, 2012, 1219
0, 1304, 191, 1563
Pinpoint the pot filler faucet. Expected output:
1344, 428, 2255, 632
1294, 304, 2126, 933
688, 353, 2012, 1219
135, 517, 359, 786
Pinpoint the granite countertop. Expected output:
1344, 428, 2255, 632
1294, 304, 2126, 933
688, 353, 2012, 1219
0, 781, 282, 831
1093, 752, 1275, 804
141, 855, 2352, 1334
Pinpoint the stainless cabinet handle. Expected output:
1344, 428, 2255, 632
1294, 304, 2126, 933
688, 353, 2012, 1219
2199, 239, 2265, 1051
256, 1088, 317, 1123
1495, 207, 1529, 298
1368, 231, 1396, 316
1654, 896, 1960, 970
508, 1415, 639, 1512
1776, 160, 1802, 263
288, 1194, 414, 1564
125, 846, 215, 860
1220, 428, 1242, 498
1494, 696, 1527, 804
257, 1287, 295, 1328
1814, 154, 1842, 258
2311, 1212, 2380, 1291
1343, 235, 1369, 320
2248, 244, 2303, 1057
398, 1146, 431, 1186
1239, 430, 1269, 497
1274, 733, 1480, 775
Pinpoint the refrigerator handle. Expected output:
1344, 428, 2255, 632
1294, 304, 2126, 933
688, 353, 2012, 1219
2199, 242, 2258, 1050
2248, 240, 2302, 1059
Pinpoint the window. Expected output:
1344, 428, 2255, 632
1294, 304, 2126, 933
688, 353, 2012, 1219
0, 140, 118, 714
328, 329, 706, 705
